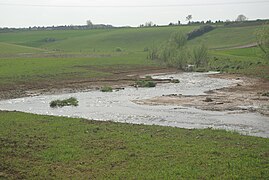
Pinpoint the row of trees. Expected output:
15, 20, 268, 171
140, 14, 249, 27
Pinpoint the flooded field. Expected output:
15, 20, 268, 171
0, 72, 268, 137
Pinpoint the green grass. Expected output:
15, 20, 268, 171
209, 47, 269, 79
189, 26, 263, 49
0, 42, 46, 55
0, 26, 197, 53
0, 52, 156, 86
213, 47, 264, 58
0, 111, 268, 179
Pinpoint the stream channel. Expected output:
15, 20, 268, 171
0, 72, 268, 137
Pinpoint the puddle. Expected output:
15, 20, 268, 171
0, 72, 268, 138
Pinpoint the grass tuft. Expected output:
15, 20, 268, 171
101, 86, 113, 92
49, 97, 79, 108
135, 80, 156, 87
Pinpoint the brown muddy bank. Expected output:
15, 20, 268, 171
0, 67, 177, 100
135, 74, 269, 116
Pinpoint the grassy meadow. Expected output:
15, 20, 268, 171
0, 111, 268, 179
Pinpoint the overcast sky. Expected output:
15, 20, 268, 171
0, 0, 269, 27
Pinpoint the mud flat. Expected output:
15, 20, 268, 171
0, 72, 268, 137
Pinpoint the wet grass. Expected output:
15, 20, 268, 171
0, 111, 268, 179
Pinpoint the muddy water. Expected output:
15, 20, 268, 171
0, 72, 268, 138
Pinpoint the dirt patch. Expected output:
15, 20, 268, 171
0, 67, 177, 100
134, 74, 269, 116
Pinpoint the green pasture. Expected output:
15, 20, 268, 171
209, 47, 269, 78
0, 26, 196, 53
0, 111, 268, 179
189, 26, 261, 49
0, 52, 155, 86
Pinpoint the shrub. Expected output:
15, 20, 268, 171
171, 79, 180, 83
144, 47, 149, 52
148, 31, 209, 70
115, 47, 123, 52
42, 38, 56, 43
101, 86, 113, 92
135, 80, 156, 88
50, 97, 79, 108
192, 44, 208, 68
262, 92, 269, 97
148, 46, 159, 60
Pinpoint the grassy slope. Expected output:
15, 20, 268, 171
0, 26, 196, 52
0, 26, 197, 87
0, 111, 268, 179
0, 53, 154, 86
0, 42, 46, 55
209, 47, 269, 79
190, 25, 269, 79
189, 26, 260, 49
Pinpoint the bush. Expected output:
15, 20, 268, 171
262, 92, 269, 97
144, 47, 149, 52
148, 45, 159, 60
42, 38, 56, 43
50, 97, 79, 108
171, 79, 180, 83
192, 44, 208, 68
101, 86, 113, 92
152, 32, 189, 69
148, 32, 208, 70
115, 47, 123, 52
135, 80, 156, 88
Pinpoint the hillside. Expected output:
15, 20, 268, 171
188, 25, 261, 49
0, 23, 268, 99
0, 26, 196, 53
0, 42, 46, 55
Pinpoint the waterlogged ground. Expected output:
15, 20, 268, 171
0, 72, 268, 137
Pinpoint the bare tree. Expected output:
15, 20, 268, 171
236, 15, 247, 22
186, 15, 192, 23
145, 21, 153, 27
86, 20, 93, 27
